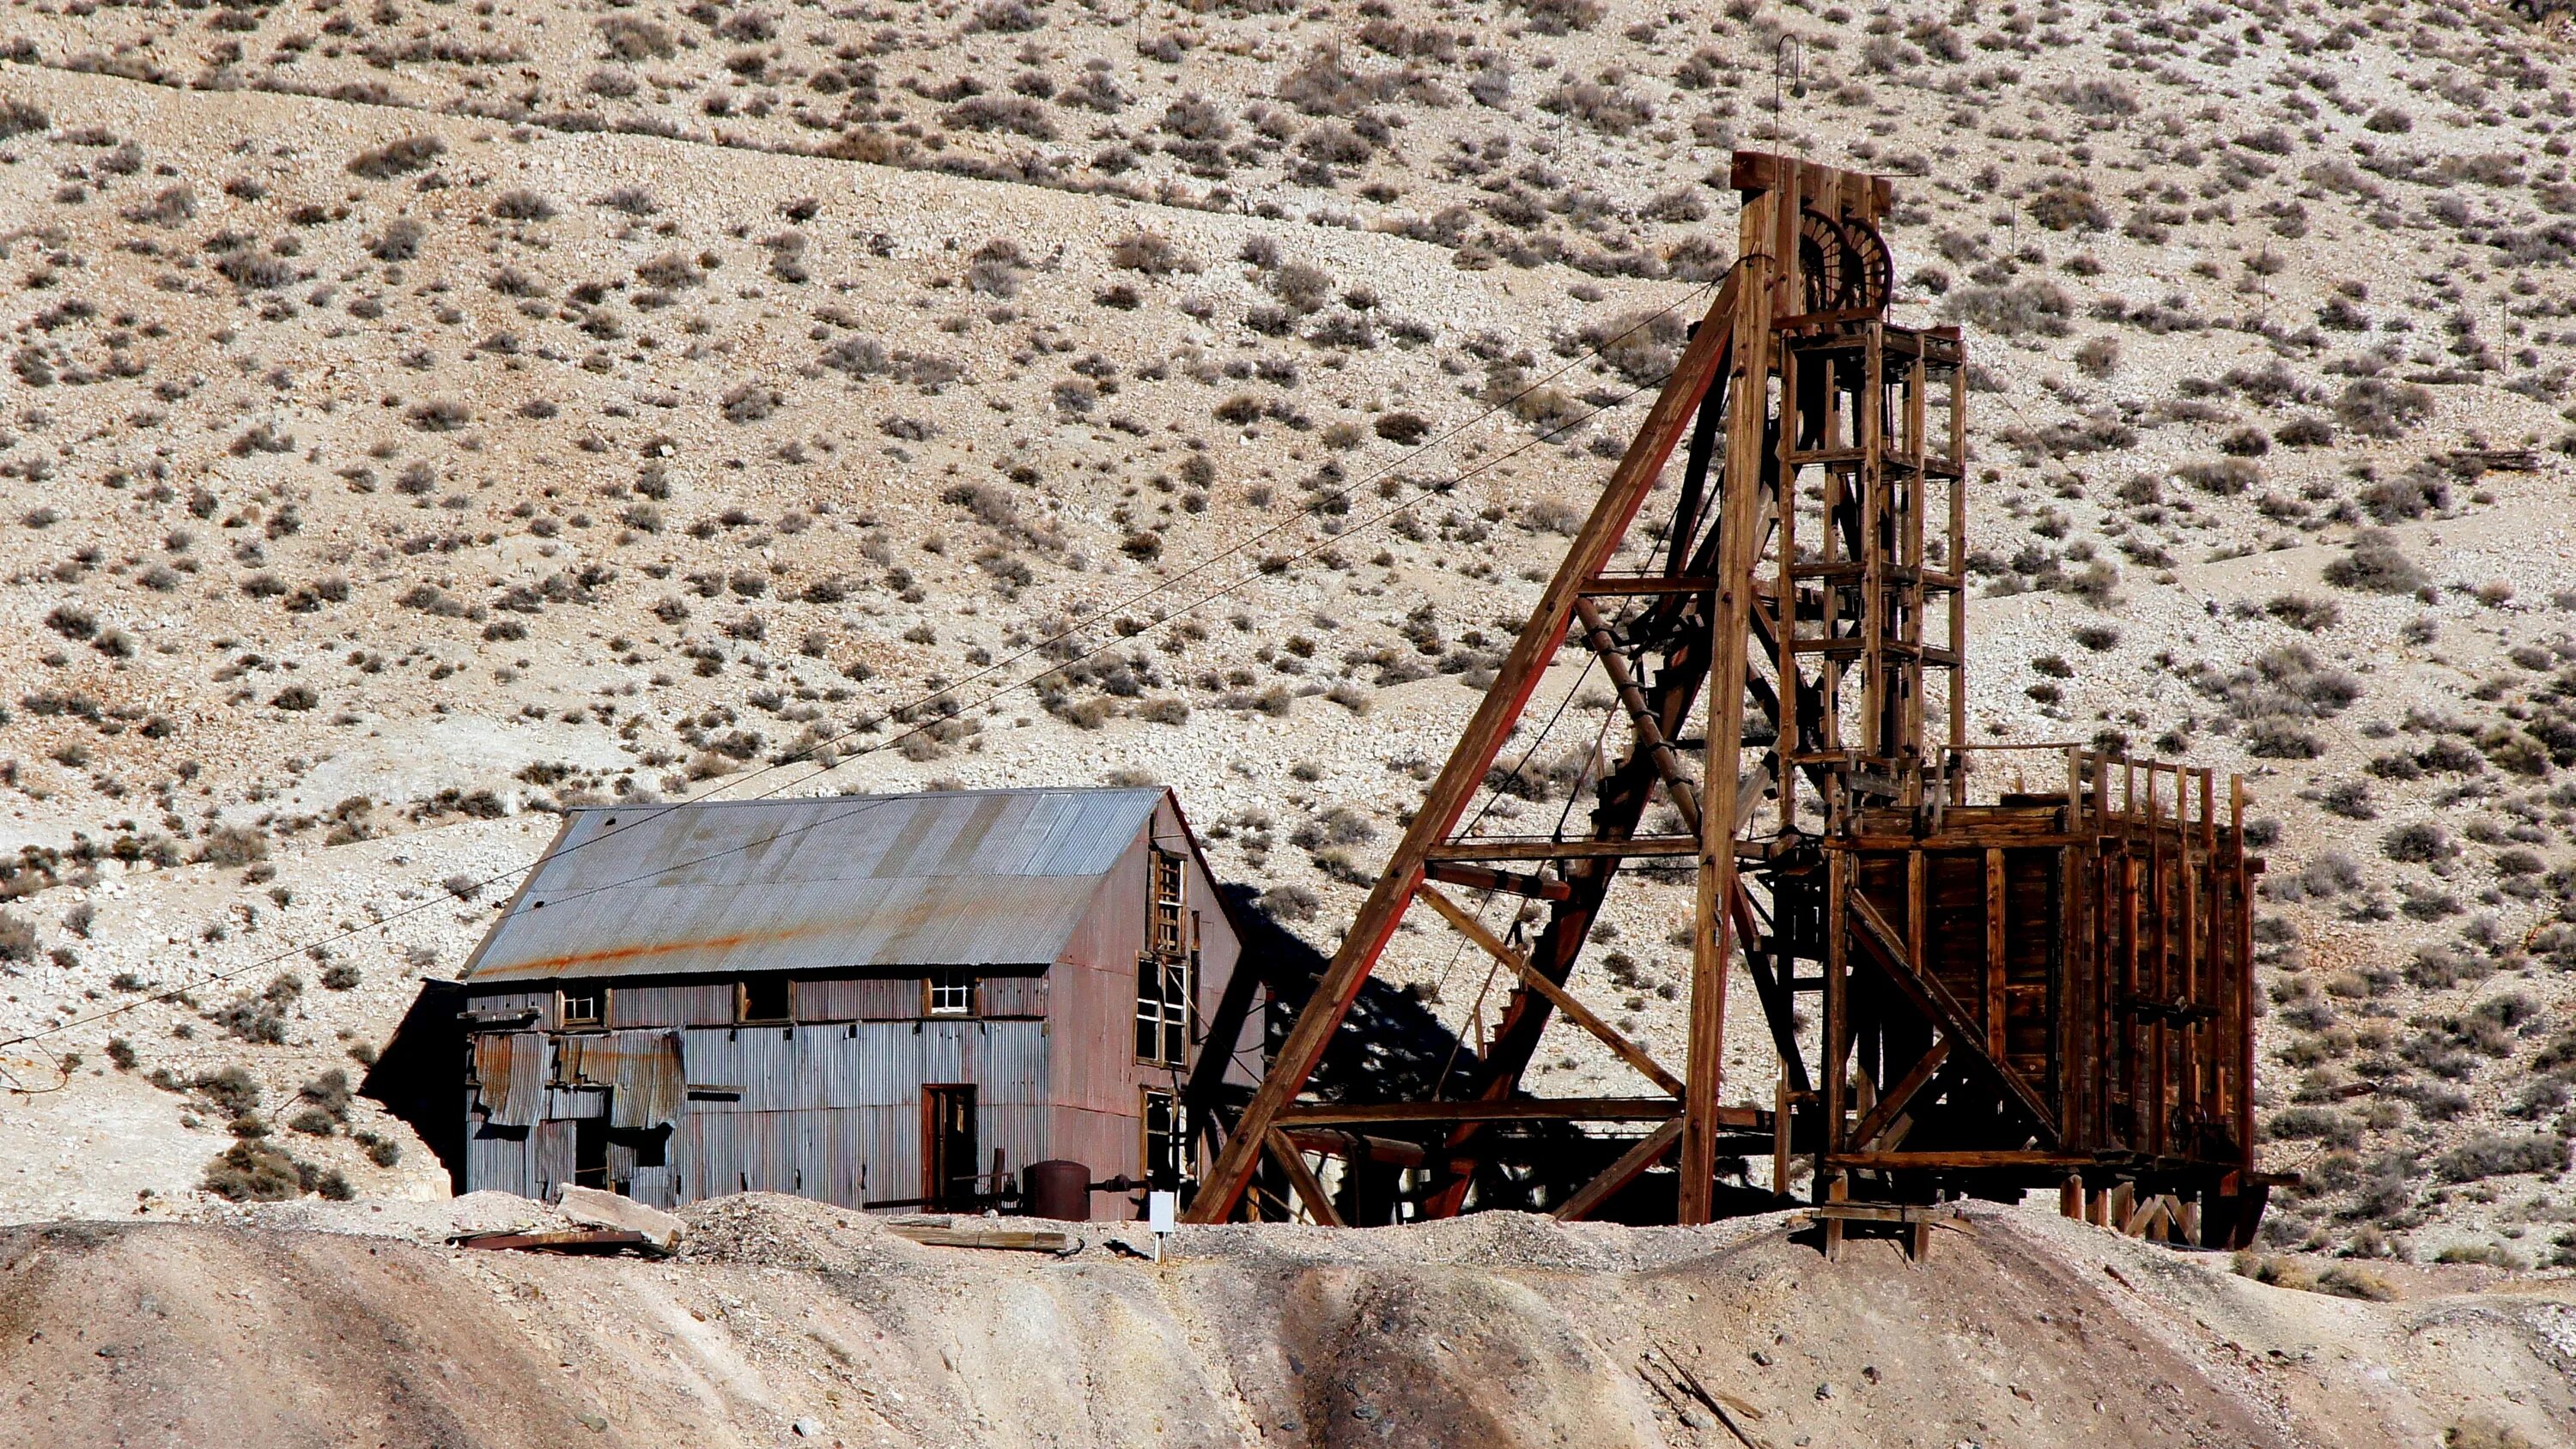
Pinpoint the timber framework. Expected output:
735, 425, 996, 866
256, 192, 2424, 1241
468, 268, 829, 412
1187, 152, 2277, 1247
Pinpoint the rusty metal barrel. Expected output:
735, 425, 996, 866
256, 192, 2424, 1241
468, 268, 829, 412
1023, 1160, 1091, 1222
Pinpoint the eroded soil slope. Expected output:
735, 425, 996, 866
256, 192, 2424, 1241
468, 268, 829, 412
1, 1197, 2569, 1449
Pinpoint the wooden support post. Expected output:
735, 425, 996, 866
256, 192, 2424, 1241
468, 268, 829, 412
1773, 1078, 1794, 1197
2059, 1174, 2084, 1221
1984, 846, 2008, 1058
1679, 225, 1776, 1227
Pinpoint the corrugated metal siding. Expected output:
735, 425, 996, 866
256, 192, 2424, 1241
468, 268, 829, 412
611, 983, 731, 1028
982, 973, 1048, 1017
464, 788, 1166, 983
470, 1032, 546, 1127
677, 1020, 1048, 1113
466, 1115, 530, 1195
558, 1030, 685, 1128
470, 990, 552, 1027
795, 975, 916, 1021
532, 1120, 576, 1202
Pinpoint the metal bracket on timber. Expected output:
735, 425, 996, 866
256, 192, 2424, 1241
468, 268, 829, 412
1185, 152, 2269, 1240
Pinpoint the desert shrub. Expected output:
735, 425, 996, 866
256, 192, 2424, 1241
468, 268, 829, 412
1109, 231, 1194, 275
1375, 412, 1431, 445
2383, 822, 2455, 864
2178, 458, 2258, 495
347, 135, 445, 179
1940, 281, 2072, 337
1541, 80, 1655, 135
2435, 1132, 2567, 1182
202, 1141, 302, 1201
2266, 594, 2340, 632
945, 95, 1055, 140
1261, 883, 1321, 921
0, 99, 46, 140
598, 15, 675, 59
1582, 309, 1686, 385
2336, 378, 2435, 439
2275, 414, 2335, 447
720, 385, 779, 423
2267, 1106, 2361, 1148
2323, 530, 2427, 595
0, 911, 34, 963
2359, 470, 2449, 524
1514, 0, 1604, 33
196, 824, 270, 867
489, 189, 556, 221
191, 1065, 262, 1119
2026, 178, 2109, 231
405, 399, 469, 432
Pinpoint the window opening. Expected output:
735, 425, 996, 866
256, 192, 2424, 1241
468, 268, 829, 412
927, 968, 978, 1016
1141, 1088, 1187, 1191
560, 989, 603, 1028
739, 976, 791, 1023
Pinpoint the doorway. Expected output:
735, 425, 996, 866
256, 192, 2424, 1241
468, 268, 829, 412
924, 1085, 979, 1210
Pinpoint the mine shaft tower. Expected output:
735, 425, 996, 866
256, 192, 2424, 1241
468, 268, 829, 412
1188, 154, 2270, 1246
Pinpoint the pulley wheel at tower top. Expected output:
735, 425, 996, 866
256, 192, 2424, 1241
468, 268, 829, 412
1795, 210, 1894, 315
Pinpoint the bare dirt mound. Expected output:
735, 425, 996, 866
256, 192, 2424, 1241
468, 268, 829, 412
1, 1200, 2568, 1448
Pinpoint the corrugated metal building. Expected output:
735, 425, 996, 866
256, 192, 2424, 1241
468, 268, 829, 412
395, 786, 1253, 1220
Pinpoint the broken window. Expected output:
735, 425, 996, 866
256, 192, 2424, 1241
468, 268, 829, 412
926, 968, 977, 1017
1135, 846, 1192, 1065
1134, 954, 1190, 1065
738, 976, 791, 1023
1150, 846, 1186, 956
1141, 1088, 1186, 1190
559, 988, 604, 1028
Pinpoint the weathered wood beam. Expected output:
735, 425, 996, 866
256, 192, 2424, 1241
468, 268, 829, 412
1845, 1037, 1951, 1152
1264, 1131, 1346, 1228
1415, 882, 1685, 1097
1847, 893, 2058, 1137
1552, 1119, 1686, 1222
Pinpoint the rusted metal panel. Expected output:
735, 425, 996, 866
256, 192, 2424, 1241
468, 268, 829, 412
463, 788, 1167, 984
470, 1031, 546, 1128
558, 1030, 685, 1129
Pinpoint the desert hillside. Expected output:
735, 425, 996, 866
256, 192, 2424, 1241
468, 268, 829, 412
1, 0, 2575, 1270
3, 1197, 2571, 1448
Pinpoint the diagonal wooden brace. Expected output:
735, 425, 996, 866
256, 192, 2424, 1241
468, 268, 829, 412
1416, 882, 1685, 1097
1551, 1119, 1685, 1222
1847, 893, 2057, 1138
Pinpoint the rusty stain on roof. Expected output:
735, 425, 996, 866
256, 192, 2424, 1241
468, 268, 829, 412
462, 787, 1166, 984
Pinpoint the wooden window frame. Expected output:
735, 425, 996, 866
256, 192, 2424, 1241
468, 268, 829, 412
558, 987, 606, 1029
1140, 1087, 1187, 1190
736, 976, 793, 1025
1133, 953, 1191, 1066
924, 968, 979, 1018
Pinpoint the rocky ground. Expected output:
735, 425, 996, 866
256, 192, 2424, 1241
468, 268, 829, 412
0, 0, 2574, 1269
4, 1194, 2573, 1448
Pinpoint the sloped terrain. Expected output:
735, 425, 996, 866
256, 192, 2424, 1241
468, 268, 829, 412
3, 1197, 2572, 1448
0, 0, 2574, 1261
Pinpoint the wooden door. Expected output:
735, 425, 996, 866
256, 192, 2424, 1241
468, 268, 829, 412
924, 1085, 978, 1209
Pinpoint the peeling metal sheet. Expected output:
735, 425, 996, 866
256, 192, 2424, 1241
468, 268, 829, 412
463, 788, 1165, 984
560, 1030, 686, 1129
471, 1032, 544, 1128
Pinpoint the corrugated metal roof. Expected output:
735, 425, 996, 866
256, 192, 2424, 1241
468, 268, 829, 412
462, 787, 1166, 984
